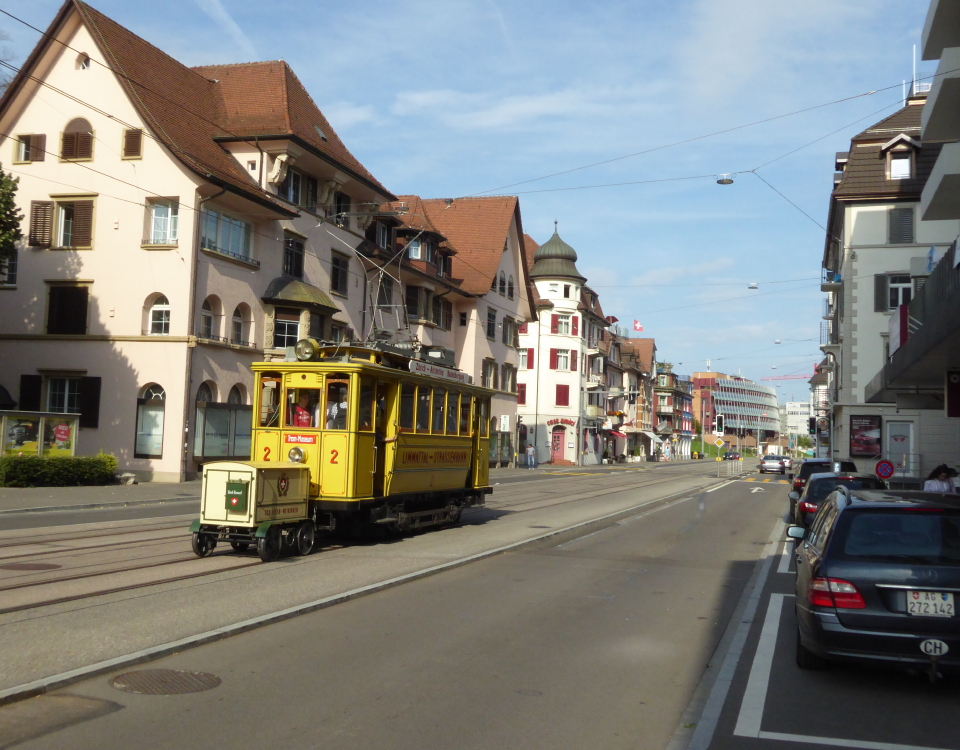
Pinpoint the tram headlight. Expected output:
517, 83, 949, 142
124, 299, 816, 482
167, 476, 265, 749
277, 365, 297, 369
294, 338, 319, 361
288, 447, 305, 463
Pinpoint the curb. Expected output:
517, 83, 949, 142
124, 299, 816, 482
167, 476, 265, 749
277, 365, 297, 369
0, 476, 725, 707
0, 497, 200, 516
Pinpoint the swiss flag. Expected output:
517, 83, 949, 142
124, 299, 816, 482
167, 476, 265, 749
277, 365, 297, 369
633, 320, 643, 332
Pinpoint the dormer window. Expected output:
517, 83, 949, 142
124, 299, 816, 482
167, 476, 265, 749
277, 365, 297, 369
375, 221, 390, 249
890, 153, 911, 180
407, 238, 422, 260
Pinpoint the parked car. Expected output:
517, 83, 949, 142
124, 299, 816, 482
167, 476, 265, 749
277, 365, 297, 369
723, 451, 741, 461
789, 472, 887, 526
789, 487, 960, 677
788, 458, 856, 494
760, 455, 786, 474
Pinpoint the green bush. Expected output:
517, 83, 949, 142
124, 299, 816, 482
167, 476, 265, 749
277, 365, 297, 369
0, 452, 118, 487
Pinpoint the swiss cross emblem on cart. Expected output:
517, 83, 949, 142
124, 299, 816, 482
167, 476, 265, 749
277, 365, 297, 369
278, 474, 289, 497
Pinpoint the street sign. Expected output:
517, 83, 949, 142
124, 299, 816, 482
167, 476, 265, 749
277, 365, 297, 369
875, 459, 895, 479
713, 438, 725, 448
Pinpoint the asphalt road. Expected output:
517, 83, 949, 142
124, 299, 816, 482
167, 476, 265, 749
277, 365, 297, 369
1, 464, 786, 750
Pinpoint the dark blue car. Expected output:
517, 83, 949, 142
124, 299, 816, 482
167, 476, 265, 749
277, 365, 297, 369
789, 488, 960, 679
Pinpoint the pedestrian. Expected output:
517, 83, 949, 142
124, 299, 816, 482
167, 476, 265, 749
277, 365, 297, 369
525, 443, 537, 470
923, 464, 954, 492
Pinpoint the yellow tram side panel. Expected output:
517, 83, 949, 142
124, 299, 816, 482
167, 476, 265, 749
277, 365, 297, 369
199, 461, 310, 528
386, 433, 474, 495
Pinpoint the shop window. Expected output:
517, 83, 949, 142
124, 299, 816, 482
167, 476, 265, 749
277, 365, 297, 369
135, 384, 165, 458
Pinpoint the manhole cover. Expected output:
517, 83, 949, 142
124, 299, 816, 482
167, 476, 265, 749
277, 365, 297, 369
111, 669, 221, 695
0, 563, 62, 571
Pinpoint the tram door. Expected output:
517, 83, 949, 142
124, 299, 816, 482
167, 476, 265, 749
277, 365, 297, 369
372, 379, 394, 497
355, 377, 376, 497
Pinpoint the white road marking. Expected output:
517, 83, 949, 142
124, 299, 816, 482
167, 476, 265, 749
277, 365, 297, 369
706, 480, 736, 493
777, 540, 793, 574
685, 518, 784, 750
756, 731, 948, 750
734, 593, 791, 737
751, 487, 765, 493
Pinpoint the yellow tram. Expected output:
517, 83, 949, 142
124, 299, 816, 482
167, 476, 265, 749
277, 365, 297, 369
190, 340, 495, 561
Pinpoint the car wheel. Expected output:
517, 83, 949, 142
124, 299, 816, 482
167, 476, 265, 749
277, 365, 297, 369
795, 627, 828, 670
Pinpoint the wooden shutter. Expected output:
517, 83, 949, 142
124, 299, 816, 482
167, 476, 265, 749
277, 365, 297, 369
123, 128, 143, 158
60, 131, 77, 160
889, 208, 914, 244
570, 350, 578, 372
71, 201, 94, 247
572, 316, 579, 336
78, 376, 101, 428
75, 131, 93, 159
874, 274, 889, 312
527, 348, 535, 370
556, 384, 569, 406
549, 348, 558, 370
517, 383, 526, 405
519, 321, 528, 334
30, 134, 46, 161
48, 286, 88, 334
550, 314, 559, 334
18, 374, 42, 411
29, 201, 53, 247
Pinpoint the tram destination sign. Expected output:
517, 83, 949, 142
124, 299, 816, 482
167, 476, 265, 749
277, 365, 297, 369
409, 359, 473, 385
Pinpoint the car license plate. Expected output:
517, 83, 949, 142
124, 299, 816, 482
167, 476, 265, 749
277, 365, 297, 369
907, 591, 955, 617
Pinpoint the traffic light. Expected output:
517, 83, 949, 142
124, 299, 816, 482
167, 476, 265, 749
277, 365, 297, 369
808, 417, 817, 434
715, 414, 724, 433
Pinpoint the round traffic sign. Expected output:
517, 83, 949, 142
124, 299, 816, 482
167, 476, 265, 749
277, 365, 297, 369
875, 459, 895, 479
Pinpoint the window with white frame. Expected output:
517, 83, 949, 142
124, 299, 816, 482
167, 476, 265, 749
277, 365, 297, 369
549, 283, 558, 295
149, 296, 170, 335
518, 349, 527, 369
557, 314, 571, 335
890, 153, 912, 180
135, 384, 165, 458
231, 307, 245, 345
0, 252, 16, 286
407, 238, 422, 260
889, 275, 912, 308
486, 308, 496, 339
200, 300, 214, 339
376, 221, 390, 249
273, 307, 300, 348
556, 349, 569, 370
148, 200, 178, 244
48, 377, 80, 413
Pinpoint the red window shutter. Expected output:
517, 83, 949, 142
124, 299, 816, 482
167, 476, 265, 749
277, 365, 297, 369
556, 384, 569, 406
517, 383, 526, 405
570, 350, 578, 372
527, 348, 535, 370
550, 314, 559, 334
519, 321, 528, 334
549, 348, 558, 370
30, 134, 46, 161
572, 316, 579, 336
29, 201, 53, 247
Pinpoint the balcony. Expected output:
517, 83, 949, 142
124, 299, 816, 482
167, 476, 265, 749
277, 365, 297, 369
820, 321, 840, 356
922, 0, 960, 61
585, 405, 605, 418
820, 268, 841, 293
922, 141, 960, 221
922, 48, 960, 141
587, 373, 604, 387
822, 298, 834, 320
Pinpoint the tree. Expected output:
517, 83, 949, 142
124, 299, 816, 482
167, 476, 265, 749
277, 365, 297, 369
0, 164, 23, 265
796, 435, 812, 450
693, 418, 702, 435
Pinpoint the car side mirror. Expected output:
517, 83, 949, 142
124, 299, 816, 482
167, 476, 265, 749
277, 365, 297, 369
786, 525, 806, 541
788, 492, 799, 501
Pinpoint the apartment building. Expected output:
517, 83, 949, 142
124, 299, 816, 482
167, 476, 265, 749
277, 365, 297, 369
693, 372, 780, 452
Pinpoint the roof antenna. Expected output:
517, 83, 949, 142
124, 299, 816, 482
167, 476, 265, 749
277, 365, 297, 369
913, 43, 917, 97
554, 220, 558, 232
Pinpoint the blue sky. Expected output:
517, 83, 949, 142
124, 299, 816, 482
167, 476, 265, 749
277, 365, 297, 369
2, 0, 936, 400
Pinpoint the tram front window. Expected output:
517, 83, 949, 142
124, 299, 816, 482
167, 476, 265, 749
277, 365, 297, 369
286, 388, 321, 428
326, 379, 350, 429
259, 375, 282, 427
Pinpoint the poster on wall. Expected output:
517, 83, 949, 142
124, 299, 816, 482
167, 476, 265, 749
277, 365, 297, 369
850, 415, 882, 458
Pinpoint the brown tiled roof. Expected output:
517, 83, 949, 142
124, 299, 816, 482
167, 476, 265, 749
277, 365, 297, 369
834, 98, 942, 199
418, 197, 520, 295
580, 284, 605, 319
0, 1, 388, 215
522, 233, 539, 272
191, 60, 389, 195
624, 337, 656, 373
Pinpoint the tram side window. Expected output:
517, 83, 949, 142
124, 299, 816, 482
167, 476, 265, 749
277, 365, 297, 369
358, 378, 375, 431
326, 377, 350, 429
459, 395, 471, 435
399, 383, 415, 430
432, 389, 446, 433
286, 388, 321, 427
446, 393, 459, 434
479, 398, 489, 437
259, 375, 282, 427
416, 386, 431, 432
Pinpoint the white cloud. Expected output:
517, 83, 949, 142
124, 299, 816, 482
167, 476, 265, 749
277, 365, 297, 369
323, 102, 378, 131
193, 0, 256, 60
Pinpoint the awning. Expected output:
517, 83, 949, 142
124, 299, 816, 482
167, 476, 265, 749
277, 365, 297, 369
642, 430, 663, 443
610, 431, 627, 438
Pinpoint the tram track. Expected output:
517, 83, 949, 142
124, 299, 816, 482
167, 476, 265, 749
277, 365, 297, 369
0, 518, 191, 549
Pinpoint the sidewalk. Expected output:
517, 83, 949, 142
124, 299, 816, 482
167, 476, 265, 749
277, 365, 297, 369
0, 480, 201, 514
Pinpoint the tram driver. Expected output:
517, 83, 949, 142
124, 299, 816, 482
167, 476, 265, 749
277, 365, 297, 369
287, 389, 320, 428
326, 382, 349, 429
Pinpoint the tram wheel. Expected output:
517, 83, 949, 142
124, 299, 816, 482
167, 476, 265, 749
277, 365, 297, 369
295, 521, 315, 556
191, 532, 215, 558
230, 541, 250, 553
257, 526, 281, 563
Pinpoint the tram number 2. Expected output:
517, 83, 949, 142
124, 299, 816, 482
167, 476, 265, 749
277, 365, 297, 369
263, 446, 271, 461
330, 449, 339, 464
